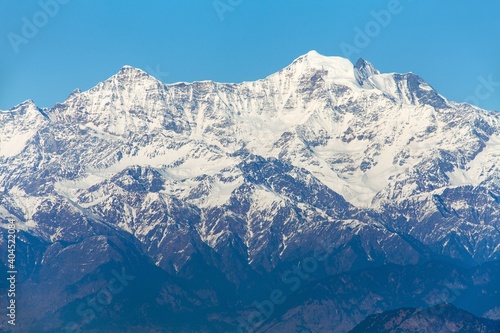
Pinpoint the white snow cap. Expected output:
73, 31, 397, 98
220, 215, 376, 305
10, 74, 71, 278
283, 50, 359, 85
118, 65, 149, 76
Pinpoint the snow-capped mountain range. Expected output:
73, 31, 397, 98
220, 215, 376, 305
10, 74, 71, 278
1, 51, 500, 332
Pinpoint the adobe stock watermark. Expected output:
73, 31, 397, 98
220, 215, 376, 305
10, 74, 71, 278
423, 276, 464, 314
7, 0, 71, 54
408, 275, 466, 331
63, 267, 135, 333
213, 0, 243, 22
5, 217, 18, 327
410, 275, 466, 320
464, 74, 500, 107
340, 0, 412, 59
145, 64, 170, 82
236, 244, 330, 333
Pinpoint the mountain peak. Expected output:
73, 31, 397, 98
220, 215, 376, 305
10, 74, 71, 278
2, 99, 40, 115
354, 58, 380, 84
18, 99, 38, 108
104, 65, 162, 86
355, 58, 380, 74
299, 50, 354, 68
303, 49, 325, 60
286, 50, 356, 83
120, 64, 142, 71
117, 65, 149, 75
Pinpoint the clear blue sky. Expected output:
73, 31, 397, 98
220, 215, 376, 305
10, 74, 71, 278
1, 0, 499, 111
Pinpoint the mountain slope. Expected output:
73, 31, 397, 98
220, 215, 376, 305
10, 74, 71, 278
1, 51, 500, 331
348, 304, 500, 333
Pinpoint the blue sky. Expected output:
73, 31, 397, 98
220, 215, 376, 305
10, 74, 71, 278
1, 0, 499, 111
